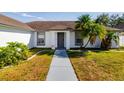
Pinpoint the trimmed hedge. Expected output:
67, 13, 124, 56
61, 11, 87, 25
0, 42, 29, 68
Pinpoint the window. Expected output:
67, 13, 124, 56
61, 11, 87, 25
37, 32, 45, 46
75, 32, 83, 46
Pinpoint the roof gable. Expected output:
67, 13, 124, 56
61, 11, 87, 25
27, 21, 75, 31
0, 14, 34, 31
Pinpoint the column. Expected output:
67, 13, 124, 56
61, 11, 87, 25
34, 32, 37, 47
66, 31, 70, 49
51, 31, 55, 49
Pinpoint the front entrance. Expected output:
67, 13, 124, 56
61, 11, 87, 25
57, 32, 64, 49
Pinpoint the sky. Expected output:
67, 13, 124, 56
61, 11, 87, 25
1, 12, 124, 23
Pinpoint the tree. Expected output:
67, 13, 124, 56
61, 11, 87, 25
109, 14, 119, 27
75, 14, 91, 29
95, 14, 120, 49
101, 32, 119, 49
75, 14, 91, 48
95, 13, 109, 26
82, 22, 107, 48
75, 15, 107, 48
115, 13, 124, 25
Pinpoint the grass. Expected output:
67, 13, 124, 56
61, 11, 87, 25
110, 47, 124, 51
67, 50, 124, 80
29, 48, 51, 57
0, 50, 54, 81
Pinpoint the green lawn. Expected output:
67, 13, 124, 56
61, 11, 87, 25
67, 50, 124, 81
0, 50, 54, 81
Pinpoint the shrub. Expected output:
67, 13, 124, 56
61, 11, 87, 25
7, 42, 29, 60
0, 42, 29, 68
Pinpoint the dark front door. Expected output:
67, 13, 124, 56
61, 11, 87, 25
57, 32, 64, 49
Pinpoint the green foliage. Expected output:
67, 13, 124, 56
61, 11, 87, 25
94, 13, 124, 28
75, 15, 92, 48
7, 42, 29, 59
0, 42, 29, 68
109, 14, 119, 27
76, 13, 124, 29
95, 13, 110, 26
117, 14, 124, 24
83, 22, 106, 41
75, 15, 107, 48
83, 22, 107, 47
95, 13, 120, 49
101, 32, 119, 49
75, 14, 91, 30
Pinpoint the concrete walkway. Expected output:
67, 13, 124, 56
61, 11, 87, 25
46, 50, 78, 81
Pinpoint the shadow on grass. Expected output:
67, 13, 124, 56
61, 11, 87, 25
37, 50, 55, 56
67, 50, 88, 58
30, 48, 51, 53
67, 48, 110, 58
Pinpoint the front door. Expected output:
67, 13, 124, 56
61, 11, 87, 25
57, 32, 64, 49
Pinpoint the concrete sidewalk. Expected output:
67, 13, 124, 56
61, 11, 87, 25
46, 50, 78, 81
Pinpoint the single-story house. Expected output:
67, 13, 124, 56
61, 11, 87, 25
0, 14, 34, 48
0, 14, 124, 49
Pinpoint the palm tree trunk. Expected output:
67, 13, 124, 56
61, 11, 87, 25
84, 36, 92, 48
80, 41, 84, 49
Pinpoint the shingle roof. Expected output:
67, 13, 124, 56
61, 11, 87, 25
105, 26, 123, 32
27, 21, 75, 31
0, 14, 34, 31
27, 21, 122, 32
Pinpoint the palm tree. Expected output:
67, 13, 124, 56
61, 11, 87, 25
118, 13, 124, 23
101, 32, 119, 49
95, 13, 109, 26
83, 22, 107, 48
109, 14, 119, 27
75, 14, 91, 48
75, 15, 107, 48
75, 14, 91, 30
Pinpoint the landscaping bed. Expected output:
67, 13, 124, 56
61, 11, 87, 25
67, 50, 124, 80
0, 41, 51, 68
0, 50, 54, 81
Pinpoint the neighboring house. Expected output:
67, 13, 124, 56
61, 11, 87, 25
0, 14, 123, 49
115, 23, 124, 46
0, 14, 34, 48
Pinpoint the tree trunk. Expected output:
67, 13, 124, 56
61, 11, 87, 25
80, 40, 84, 49
101, 38, 111, 50
101, 39, 106, 49
84, 36, 92, 48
